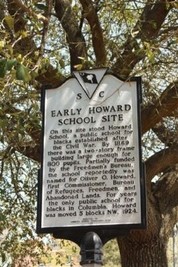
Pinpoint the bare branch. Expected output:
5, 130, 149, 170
8, 0, 48, 23
54, 0, 87, 71
145, 145, 178, 184
154, 170, 178, 215
136, 0, 173, 40
153, 120, 178, 146
141, 81, 178, 134
40, 0, 54, 55
79, 0, 106, 66
112, 0, 175, 78
36, 65, 66, 88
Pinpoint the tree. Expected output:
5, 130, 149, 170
0, 0, 178, 266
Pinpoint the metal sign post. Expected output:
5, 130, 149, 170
80, 232, 103, 267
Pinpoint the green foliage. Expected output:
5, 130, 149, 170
0, 58, 31, 82
103, 239, 121, 267
16, 63, 31, 82
4, 15, 14, 31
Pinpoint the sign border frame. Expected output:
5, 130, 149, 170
36, 70, 146, 238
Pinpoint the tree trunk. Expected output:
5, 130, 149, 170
117, 196, 170, 267
117, 236, 168, 267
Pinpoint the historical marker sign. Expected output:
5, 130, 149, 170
37, 69, 146, 234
